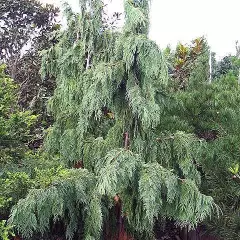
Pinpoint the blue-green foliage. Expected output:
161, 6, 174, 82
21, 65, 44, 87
9, 1, 218, 240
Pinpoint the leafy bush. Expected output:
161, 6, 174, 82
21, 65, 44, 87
0, 220, 14, 240
0, 65, 38, 168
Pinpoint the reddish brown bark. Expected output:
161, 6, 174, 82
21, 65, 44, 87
124, 132, 130, 150
74, 160, 84, 169
104, 132, 133, 240
112, 195, 133, 240
13, 236, 22, 240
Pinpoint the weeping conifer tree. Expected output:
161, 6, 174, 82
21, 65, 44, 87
10, 1, 218, 239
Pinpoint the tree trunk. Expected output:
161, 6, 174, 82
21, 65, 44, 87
180, 227, 188, 240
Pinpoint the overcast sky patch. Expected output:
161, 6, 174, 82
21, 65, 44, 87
41, 0, 240, 59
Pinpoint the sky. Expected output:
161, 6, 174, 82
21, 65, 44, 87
41, 0, 240, 59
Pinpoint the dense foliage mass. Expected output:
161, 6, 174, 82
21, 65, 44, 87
9, 0, 218, 239
1, 0, 240, 240
0, 64, 36, 237
0, 0, 59, 123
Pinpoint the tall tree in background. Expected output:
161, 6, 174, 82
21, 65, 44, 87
10, 1, 217, 240
0, 0, 59, 112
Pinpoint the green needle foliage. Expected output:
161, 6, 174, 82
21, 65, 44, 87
165, 39, 240, 239
180, 75, 240, 240
10, 1, 218, 239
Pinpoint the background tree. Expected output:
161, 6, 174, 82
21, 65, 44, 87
0, 0, 59, 114
210, 42, 240, 81
169, 37, 209, 90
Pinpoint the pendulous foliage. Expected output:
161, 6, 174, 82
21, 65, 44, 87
9, 1, 218, 240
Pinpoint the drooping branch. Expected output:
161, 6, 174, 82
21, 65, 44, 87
124, 132, 130, 150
